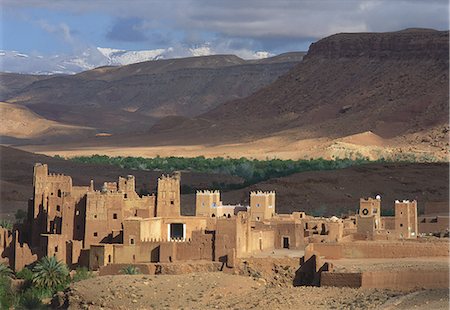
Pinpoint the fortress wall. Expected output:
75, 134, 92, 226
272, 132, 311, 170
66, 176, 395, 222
361, 270, 449, 290
321, 270, 449, 289
307, 241, 449, 259
419, 216, 449, 234
321, 272, 362, 288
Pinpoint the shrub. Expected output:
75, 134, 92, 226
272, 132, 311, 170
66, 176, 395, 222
18, 289, 45, 310
72, 267, 93, 282
0, 263, 13, 279
0, 274, 15, 309
0, 220, 12, 230
16, 267, 33, 282
32, 256, 69, 290
120, 265, 141, 275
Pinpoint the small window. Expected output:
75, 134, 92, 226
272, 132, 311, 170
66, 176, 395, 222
113, 213, 118, 219
108, 255, 111, 263
400, 224, 403, 227
170, 200, 174, 205
94, 232, 98, 237
202, 202, 205, 207
57, 189, 62, 197
54, 246, 58, 253
124, 194, 128, 199
400, 212, 403, 215
256, 203, 260, 207
256, 216, 260, 221
94, 214, 97, 219
130, 238, 135, 245
56, 205, 61, 212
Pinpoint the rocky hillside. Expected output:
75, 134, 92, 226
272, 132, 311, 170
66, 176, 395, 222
148, 29, 449, 144
4, 53, 304, 132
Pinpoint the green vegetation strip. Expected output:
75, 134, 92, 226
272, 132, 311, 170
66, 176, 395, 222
58, 153, 438, 194
65, 155, 377, 188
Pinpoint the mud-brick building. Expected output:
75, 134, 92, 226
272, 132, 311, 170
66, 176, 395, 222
0, 163, 421, 272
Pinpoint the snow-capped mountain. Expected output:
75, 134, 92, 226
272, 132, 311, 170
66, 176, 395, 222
96, 47, 170, 65
0, 45, 272, 75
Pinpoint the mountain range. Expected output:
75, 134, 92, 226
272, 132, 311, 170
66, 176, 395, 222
1, 28, 448, 161
1, 52, 305, 136
0, 45, 274, 75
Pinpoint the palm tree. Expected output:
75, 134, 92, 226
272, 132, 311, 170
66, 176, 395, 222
32, 256, 69, 289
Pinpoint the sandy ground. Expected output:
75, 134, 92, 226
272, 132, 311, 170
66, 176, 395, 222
17, 128, 447, 161
67, 273, 449, 310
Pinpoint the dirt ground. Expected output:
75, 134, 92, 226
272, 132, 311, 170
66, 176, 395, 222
67, 273, 449, 310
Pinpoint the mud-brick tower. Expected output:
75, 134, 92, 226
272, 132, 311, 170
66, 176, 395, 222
356, 197, 382, 236
395, 200, 418, 238
156, 172, 181, 217
195, 190, 221, 217
30, 163, 73, 246
249, 191, 275, 221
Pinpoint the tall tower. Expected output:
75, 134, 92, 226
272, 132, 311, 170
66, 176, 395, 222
156, 172, 181, 217
249, 191, 275, 221
195, 190, 221, 217
395, 200, 418, 238
356, 197, 381, 237
30, 163, 73, 246
118, 175, 138, 199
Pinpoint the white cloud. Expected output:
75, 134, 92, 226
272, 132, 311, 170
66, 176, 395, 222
36, 19, 74, 44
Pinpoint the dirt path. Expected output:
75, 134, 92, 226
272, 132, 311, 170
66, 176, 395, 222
65, 273, 447, 310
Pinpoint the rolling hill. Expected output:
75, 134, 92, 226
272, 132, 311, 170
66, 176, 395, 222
0, 102, 93, 144
3, 53, 305, 132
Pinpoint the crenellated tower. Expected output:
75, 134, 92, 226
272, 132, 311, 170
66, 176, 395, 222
195, 190, 222, 217
156, 172, 181, 217
249, 191, 275, 221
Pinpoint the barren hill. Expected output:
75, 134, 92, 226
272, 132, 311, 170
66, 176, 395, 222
4, 53, 304, 131
149, 29, 448, 142
0, 102, 92, 141
0, 72, 52, 100
218, 162, 449, 216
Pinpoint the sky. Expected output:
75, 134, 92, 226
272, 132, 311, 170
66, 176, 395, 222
0, 0, 448, 72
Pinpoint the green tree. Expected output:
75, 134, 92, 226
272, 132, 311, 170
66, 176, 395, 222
32, 256, 69, 290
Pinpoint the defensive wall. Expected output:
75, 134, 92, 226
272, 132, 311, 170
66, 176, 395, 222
321, 270, 449, 290
305, 241, 449, 259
